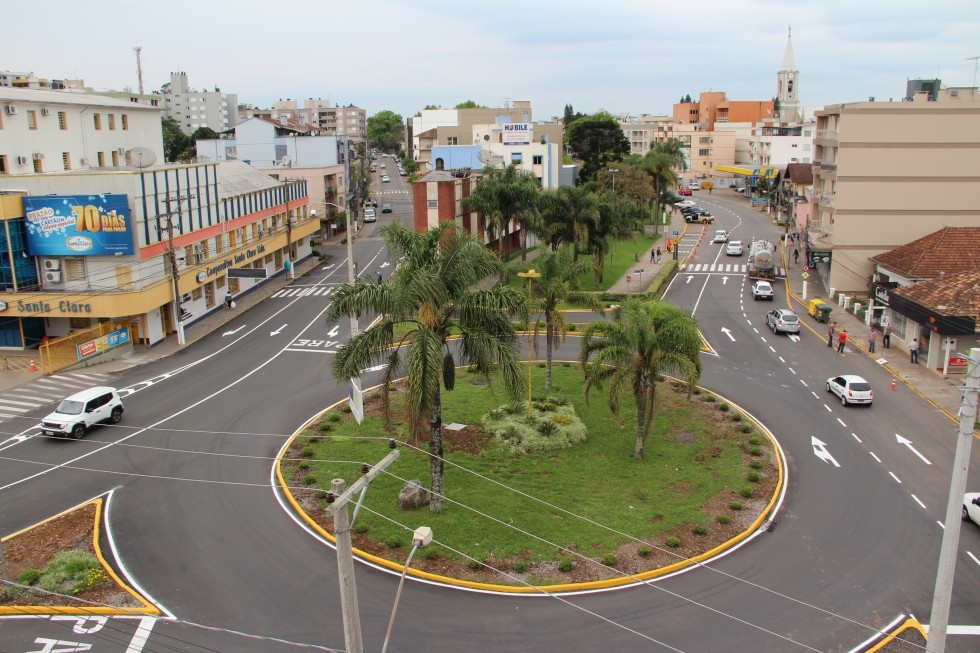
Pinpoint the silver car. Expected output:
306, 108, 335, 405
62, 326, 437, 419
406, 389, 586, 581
766, 308, 799, 334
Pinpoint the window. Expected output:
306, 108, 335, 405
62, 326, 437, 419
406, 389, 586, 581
229, 277, 240, 294
533, 155, 543, 165
446, 136, 457, 145
93, 113, 101, 130
216, 275, 226, 289
204, 281, 215, 308
32, 157, 43, 173
193, 243, 205, 264
192, 287, 203, 301
108, 114, 116, 130
69, 317, 93, 329
27, 110, 37, 130
62, 152, 71, 170
97, 152, 105, 167
64, 258, 86, 281
0, 155, 8, 174
121, 114, 129, 130
699, 149, 711, 156
111, 150, 119, 167
58, 112, 67, 130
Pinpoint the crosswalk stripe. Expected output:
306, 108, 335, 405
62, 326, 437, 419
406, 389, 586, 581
0, 398, 44, 407
0, 404, 32, 413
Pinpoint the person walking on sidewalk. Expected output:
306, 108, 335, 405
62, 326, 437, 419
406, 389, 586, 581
910, 338, 919, 364
837, 329, 848, 354
656, 247, 662, 263
882, 324, 891, 349
650, 249, 655, 262
793, 249, 799, 264
868, 329, 877, 354
827, 321, 837, 347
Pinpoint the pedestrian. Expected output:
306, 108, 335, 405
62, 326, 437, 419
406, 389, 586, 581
377, 272, 383, 284
868, 329, 877, 354
827, 321, 837, 347
910, 338, 919, 364
882, 324, 891, 349
224, 292, 233, 309
793, 249, 799, 264
650, 249, 655, 262
838, 329, 848, 354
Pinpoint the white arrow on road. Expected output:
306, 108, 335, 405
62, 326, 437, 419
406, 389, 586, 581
721, 275, 729, 284
896, 434, 932, 465
720, 327, 735, 342
380, 261, 391, 268
811, 436, 841, 467
327, 326, 340, 337
362, 364, 389, 373
270, 324, 288, 336
222, 325, 246, 337
321, 263, 336, 270
686, 275, 694, 284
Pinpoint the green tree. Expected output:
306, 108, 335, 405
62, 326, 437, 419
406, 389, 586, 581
324, 222, 526, 512
367, 110, 405, 152
589, 191, 639, 286
562, 104, 586, 126
462, 164, 541, 264
455, 100, 487, 109
177, 127, 221, 161
564, 113, 630, 183
642, 139, 687, 227
161, 117, 190, 163
579, 299, 702, 460
514, 248, 597, 390
537, 184, 601, 261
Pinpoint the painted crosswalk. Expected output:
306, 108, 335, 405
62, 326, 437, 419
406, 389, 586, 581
0, 371, 114, 426
271, 285, 336, 299
680, 263, 786, 277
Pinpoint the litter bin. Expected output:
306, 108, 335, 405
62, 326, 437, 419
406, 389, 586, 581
808, 298, 832, 323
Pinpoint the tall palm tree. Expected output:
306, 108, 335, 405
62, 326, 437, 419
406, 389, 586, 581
462, 164, 541, 263
537, 185, 601, 262
579, 299, 702, 460
324, 222, 527, 512
513, 248, 598, 390
589, 191, 640, 286
643, 150, 680, 229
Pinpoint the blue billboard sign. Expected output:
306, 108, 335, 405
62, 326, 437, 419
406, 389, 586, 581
23, 194, 134, 256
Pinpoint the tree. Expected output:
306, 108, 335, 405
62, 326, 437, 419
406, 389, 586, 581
579, 299, 702, 460
455, 100, 487, 109
642, 139, 687, 229
324, 222, 526, 512
589, 191, 639, 286
178, 127, 220, 161
564, 113, 630, 183
537, 184, 600, 261
513, 248, 597, 390
366, 110, 405, 152
462, 164, 541, 264
161, 117, 189, 163
562, 104, 586, 127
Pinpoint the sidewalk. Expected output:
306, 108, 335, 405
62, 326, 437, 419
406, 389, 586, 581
606, 212, 687, 293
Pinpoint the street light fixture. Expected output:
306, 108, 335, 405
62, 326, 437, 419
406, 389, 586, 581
381, 526, 433, 653
516, 269, 541, 415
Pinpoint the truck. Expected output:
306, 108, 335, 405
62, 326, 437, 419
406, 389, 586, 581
747, 239, 776, 280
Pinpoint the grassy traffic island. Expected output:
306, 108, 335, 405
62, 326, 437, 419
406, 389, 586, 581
280, 364, 781, 591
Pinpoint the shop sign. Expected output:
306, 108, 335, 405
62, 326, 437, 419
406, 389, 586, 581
76, 327, 130, 361
23, 194, 134, 256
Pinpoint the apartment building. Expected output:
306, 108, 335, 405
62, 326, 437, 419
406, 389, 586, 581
240, 99, 367, 140
164, 71, 238, 136
809, 97, 980, 295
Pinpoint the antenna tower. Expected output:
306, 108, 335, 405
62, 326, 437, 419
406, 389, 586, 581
133, 46, 144, 95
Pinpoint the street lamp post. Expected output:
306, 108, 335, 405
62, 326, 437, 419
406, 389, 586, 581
516, 269, 541, 415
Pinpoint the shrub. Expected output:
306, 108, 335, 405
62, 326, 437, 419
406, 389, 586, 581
705, 395, 716, 403
319, 423, 333, 432
750, 460, 764, 469
298, 461, 310, 470
388, 384, 397, 392
694, 524, 708, 536
717, 514, 731, 525
354, 522, 370, 534
741, 424, 753, 434
666, 536, 681, 548
730, 501, 744, 511
328, 413, 342, 422
567, 324, 577, 332
731, 413, 742, 422
303, 474, 317, 485
419, 547, 439, 561
747, 471, 760, 483
719, 403, 730, 412
748, 436, 761, 445
341, 405, 352, 414
561, 362, 571, 367
17, 568, 41, 585
300, 446, 315, 458
692, 386, 702, 395
740, 487, 754, 498
602, 554, 617, 567
750, 447, 763, 456
316, 490, 328, 500
559, 558, 574, 572
515, 560, 528, 573
469, 559, 483, 570
385, 535, 404, 549
307, 436, 318, 445
537, 362, 546, 368
638, 546, 652, 557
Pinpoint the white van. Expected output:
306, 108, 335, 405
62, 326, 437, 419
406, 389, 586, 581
687, 180, 702, 191
41, 386, 124, 439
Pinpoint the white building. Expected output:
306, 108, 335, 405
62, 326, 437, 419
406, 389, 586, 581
164, 71, 238, 136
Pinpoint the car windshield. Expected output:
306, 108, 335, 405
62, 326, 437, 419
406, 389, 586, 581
55, 399, 84, 415
849, 382, 872, 391
782, 314, 798, 322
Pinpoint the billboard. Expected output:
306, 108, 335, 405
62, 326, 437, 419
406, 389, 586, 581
23, 194, 134, 256
502, 123, 531, 145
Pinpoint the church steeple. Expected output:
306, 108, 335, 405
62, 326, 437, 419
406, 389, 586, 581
776, 27, 801, 122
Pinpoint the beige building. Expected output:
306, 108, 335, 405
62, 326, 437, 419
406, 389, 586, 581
240, 99, 367, 140
809, 98, 980, 295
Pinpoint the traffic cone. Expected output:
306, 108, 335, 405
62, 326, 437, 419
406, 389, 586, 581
890, 378, 896, 391
29, 359, 36, 372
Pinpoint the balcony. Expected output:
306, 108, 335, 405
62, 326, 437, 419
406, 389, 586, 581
815, 129, 838, 143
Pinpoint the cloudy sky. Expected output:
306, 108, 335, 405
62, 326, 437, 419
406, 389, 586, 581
6, 0, 978, 122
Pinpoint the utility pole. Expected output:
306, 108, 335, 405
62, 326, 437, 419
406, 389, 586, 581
133, 46, 144, 95
284, 181, 294, 279
162, 195, 191, 345
926, 347, 980, 652
325, 442, 401, 653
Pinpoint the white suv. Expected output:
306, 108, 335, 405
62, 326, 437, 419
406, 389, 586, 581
41, 386, 124, 439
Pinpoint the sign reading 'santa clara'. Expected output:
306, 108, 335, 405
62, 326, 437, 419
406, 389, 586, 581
23, 194, 134, 256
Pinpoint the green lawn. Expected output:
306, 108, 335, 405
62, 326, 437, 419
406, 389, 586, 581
282, 364, 775, 585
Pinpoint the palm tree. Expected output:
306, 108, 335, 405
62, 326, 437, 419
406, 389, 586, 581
589, 191, 640, 286
324, 222, 527, 512
642, 149, 681, 229
537, 185, 601, 262
462, 164, 541, 263
579, 299, 702, 460
514, 248, 598, 390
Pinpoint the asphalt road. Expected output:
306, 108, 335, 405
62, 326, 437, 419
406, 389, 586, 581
1, 182, 979, 652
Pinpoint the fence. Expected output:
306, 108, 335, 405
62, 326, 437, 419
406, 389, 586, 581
38, 321, 131, 375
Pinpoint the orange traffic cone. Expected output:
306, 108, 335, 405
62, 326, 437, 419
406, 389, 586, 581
29, 359, 36, 372
890, 378, 896, 391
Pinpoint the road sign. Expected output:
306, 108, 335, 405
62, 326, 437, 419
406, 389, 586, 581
801, 272, 809, 280
803, 265, 810, 271
672, 230, 679, 237
626, 275, 632, 283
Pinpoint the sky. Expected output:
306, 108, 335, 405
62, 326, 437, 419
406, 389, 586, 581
5, 0, 979, 123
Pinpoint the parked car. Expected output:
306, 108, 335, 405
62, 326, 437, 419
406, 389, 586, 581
363, 207, 377, 222
826, 374, 873, 406
676, 200, 696, 208
766, 308, 800, 334
964, 493, 980, 525
734, 187, 746, 193
713, 230, 728, 243
752, 280, 774, 300
41, 386, 124, 439
726, 240, 743, 256
678, 188, 693, 196
399, 169, 408, 176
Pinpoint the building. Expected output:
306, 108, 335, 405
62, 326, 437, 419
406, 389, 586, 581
776, 29, 802, 123
0, 70, 85, 91
411, 168, 483, 238
673, 92, 776, 132
0, 161, 316, 358
808, 97, 980, 294
164, 72, 238, 136
195, 117, 355, 235
0, 88, 165, 175
240, 99, 366, 140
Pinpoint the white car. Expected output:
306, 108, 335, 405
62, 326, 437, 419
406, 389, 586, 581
752, 280, 773, 300
826, 374, 873, 406
964, 493, 980, 525
676, 200, 696, 208
381, 175, 391, 183
41, 386, 124, 439
363, 207, 376, 222
713, 230, 728, 243
726, 240, 743, 256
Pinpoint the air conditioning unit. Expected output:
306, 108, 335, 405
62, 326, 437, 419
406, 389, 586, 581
44, 270, 62, 283
173, 251, 186, 267
15, 156, 28, 166
118, 147, 126, 155
4, 105, 16, 115
257, 226, 264, 237
41, 108, 51, 117
79, 158, 89, 166
33, 153, 44, 161
42, 259, 61, 271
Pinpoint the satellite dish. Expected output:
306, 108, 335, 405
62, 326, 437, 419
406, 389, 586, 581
128, 147, 158, 169
477, 149, 502, 168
